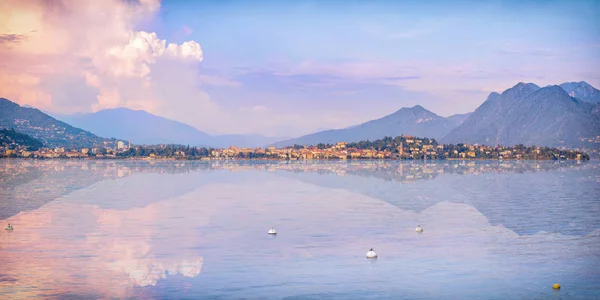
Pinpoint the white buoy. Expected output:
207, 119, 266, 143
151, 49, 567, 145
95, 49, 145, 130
415, 225, 423, 233
366, 248, 377, 258
268, 228, 277, 235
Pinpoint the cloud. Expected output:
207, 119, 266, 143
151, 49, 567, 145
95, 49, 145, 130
240, 105, 269, 112
485, 40, 558, 58
0, 33, 26, 44
260, 54, 600, 117
0, 0, 295, 136
199, 74, 242, 87
0, 0, 216, 126
1, 189, 207, 298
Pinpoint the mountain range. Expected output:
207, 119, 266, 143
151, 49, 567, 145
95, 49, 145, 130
1, 81, 599, 150
272, 105, 460, 147
442, 82, 600, 147
275, 81, 600, 149
53, 108, 284, 148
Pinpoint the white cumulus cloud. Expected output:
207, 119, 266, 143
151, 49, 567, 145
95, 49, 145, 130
0, 0, 214, 121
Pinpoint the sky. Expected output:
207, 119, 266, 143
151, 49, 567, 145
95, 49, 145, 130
1, 0, 599, 137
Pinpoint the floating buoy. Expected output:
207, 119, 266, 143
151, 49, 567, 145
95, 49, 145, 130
415, 225, 423, 233
553, 283, 561, 290
366, 248, 377, 258
268, 228, 277, 235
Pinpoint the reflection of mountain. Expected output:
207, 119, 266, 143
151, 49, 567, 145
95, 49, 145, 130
1, 190, 208, 298
269, 160, 598, 236
0, 160, 108, 219
1, 160, 598, 299
0, 160, 215, 219
2, 160, 597, 238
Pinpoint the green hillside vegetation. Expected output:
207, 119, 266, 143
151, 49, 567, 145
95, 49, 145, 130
0, 98, 114, 148
0, 128, 44, 150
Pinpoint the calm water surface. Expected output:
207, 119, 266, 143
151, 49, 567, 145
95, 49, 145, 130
0, 159, 599, 299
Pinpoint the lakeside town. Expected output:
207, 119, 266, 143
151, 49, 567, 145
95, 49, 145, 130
0, 135, 590, 161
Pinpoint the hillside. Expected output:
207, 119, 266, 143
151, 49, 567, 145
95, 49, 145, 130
442, 82, 600, 147
0, 128, 44, 150
273, 105, 456, 147
0, 98, 113, 148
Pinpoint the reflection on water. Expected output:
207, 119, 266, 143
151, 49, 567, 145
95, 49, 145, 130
0, 159, 599, 299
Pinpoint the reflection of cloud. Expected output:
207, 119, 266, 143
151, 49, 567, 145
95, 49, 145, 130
112, 257, 203, 287
1, 167, 598, 298
199, 74, 242, 87
0, 186, 212, 298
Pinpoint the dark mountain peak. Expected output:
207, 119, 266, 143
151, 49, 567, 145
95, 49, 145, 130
500, 82, 540, 99
534, 85, 572, 100
514, 82, 539, 88
393, 104, 436, 117
560, 81, 595, 89
513, 82, 540, 92
544, 84, 569, 93
0, 97, 20, 108
559, 81, 600, 103
486, 92, 501, 101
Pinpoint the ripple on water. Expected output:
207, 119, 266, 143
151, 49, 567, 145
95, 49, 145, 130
0, 160, 598, 299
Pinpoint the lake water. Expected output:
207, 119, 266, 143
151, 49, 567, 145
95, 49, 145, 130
1, 159, 599, 299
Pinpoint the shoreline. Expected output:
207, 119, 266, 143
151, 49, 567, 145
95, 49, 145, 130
0, 157, 590, 161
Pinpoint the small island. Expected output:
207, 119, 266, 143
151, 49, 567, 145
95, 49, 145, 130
0, 130, 589, 161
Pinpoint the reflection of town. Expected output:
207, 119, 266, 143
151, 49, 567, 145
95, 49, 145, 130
213, 160, 589, 183
1, 159, 588, 187
1, 158, 588, 185
1, 159, 590, 220
0, 160, 208, 219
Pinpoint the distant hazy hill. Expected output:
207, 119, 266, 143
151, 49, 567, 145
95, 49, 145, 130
273, 105, 456, 147
0, 98, 111, 148
57, 108, 213, 146
210, 134, 283, 148
559, 81, 600, 104
442, 82, 600, 147
447, 112, 472, 127
55, 108, 282, 148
